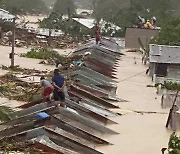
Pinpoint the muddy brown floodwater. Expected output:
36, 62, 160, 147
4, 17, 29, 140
0, 34, 177, 153
96, 50, 175, 154
0, 45, 73, 108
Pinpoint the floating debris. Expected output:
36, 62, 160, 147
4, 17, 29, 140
0, 38, 124, 153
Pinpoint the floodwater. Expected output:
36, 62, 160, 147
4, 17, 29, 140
0, 17, 176, 153
0, 45, 73, 108
0, 45, 73, 71
0, 45, 174, 153
96, 51, 174, 154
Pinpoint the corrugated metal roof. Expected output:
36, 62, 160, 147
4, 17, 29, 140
72, 18, 121, 31
73, 18, 95, 29
0, 8, 15, 21
149, 44, 180, 64
17, 24, 63, 37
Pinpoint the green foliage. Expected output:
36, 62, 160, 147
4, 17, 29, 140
168, 133, 180, 154
0, 0, 48, 15
93, 0, 130, 22
130, 0, 172, 22
39, 12, 91, 38
0, 106, 14, 122
39, 12, 63, 29
93, 0, 175, 36
21, 48, 67, 65
161, 81, 180, 91
39, 11, 123, 37
151, 18, 180, 46
53, 0, 76, 16
0, 86, 8, 94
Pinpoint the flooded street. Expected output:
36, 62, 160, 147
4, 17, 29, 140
0, 44, 174, 153
0, 45, 74, 108
0, 45, 55, 71
0, 41, 175, 154
0, 45, 73, 71
97, 50, 173, 154
0, 15, 176, 153
0, 0, 179, 152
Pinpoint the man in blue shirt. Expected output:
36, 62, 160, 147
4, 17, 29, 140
52, 69, 65, 107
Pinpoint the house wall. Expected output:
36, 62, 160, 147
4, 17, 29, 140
150, 64, 180, 83
167, 65, 180, 80
161, 90, 180, 109
149, 62, 156, 77
171, 110, 180, 131
125, 28, 158, 49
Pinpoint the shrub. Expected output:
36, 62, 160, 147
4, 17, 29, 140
21, 48, 67, 65
168, 133, 180, 154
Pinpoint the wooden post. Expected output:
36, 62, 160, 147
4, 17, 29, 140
10, 18, 15, 68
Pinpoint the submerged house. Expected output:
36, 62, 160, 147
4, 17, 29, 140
149, 44, 180, 83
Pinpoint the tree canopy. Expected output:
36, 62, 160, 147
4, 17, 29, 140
0, 0, 48, 14
93, 0, 130, 22
168, 133, 180, 154
151, 18, 180, 46
93, 0, 177, 36
53, 0, 76, 16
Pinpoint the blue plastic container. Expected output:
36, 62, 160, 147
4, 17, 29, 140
36, 112, 50, 120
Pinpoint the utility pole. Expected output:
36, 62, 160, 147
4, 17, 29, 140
10, 18, 15, 68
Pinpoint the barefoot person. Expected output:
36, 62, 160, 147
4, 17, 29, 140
40, 76, 53, 101
52, 69, 66, 107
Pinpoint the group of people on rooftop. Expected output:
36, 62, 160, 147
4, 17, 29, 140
40, 69, 66, 107
136, 16, 157, 29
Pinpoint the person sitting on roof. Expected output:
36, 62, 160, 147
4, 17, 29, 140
137, 16, 145, 28
71, 52, 91, 68
150, 16, 157, 29
40, 76, 53, 101
144, 20, 153, 29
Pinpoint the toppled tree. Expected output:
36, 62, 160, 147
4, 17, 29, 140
0, 73, 39, 102
21, 48, 67, 65
0, 65, 48, 75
